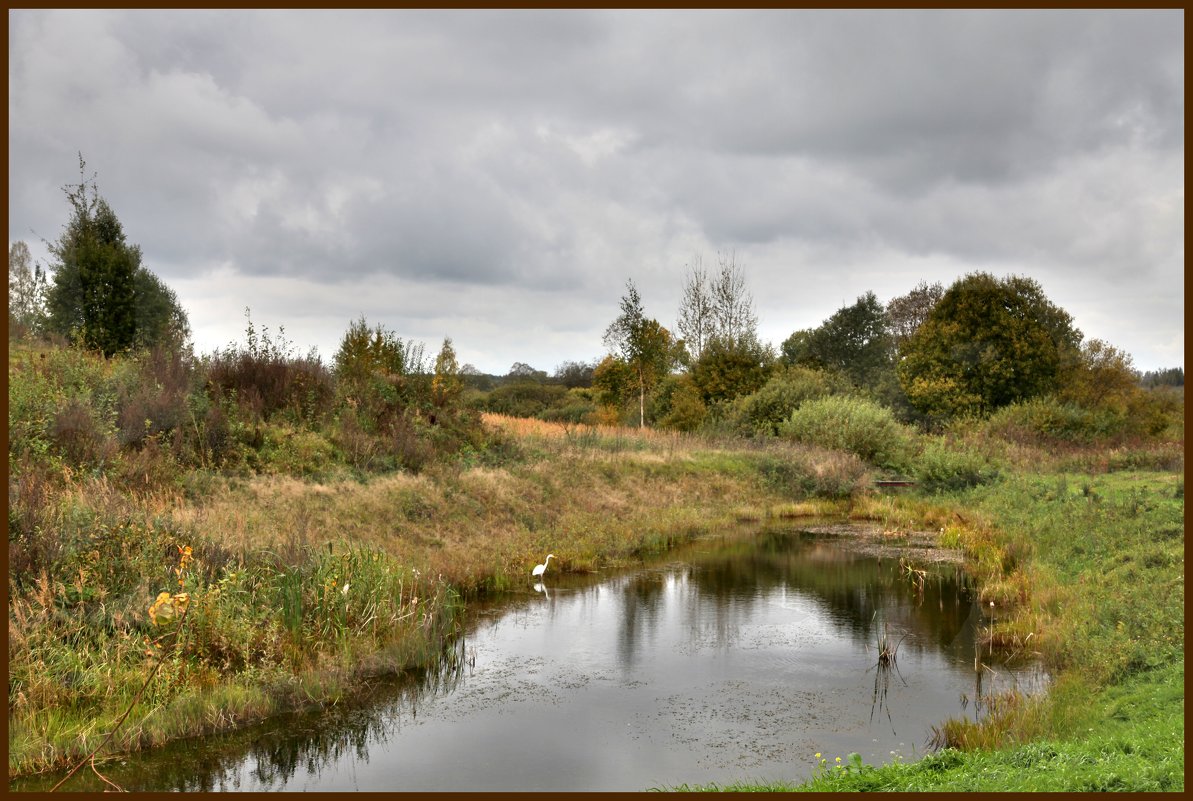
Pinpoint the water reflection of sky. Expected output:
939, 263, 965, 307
14, 526, 1048, 793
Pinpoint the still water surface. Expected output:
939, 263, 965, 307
19, 525, 1046, 792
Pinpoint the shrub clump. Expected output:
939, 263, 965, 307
205, 314, 335, 427
984, 391, 1183, 448
914, 438, 1002, 492
755, 446, 869, 500
724, 365, 849, 436
778, 395, 915, 471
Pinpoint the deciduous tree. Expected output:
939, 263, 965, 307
781, 291, 891, 390
708, 252, 758, 350
553, 359, 595, 388
133, 267, 191, 350
657, 375, 707, 432
885, 280, 944, 354
897, 272, 1083, 419
507, 362, 548, 383
8, 240, 48, 336
592, 354, 635, 410
604, 279, 682, 427
689, 335, 774, 406
676, 252, 759, 363
1058, 339, 1140, 411
676, 256, 712, 362
432, 337, 463, 408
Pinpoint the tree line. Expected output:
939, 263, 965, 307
547, 256, 1181, 440
10, 156, 1182, 446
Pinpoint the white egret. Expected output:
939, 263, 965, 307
532, 553, 555, 578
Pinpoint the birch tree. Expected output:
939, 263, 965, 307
8, 240, 47, 335
676, 255, 712, 362
676, 251, 758, 363
604, 279, 682, 427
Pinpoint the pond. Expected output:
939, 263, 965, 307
15, 524, 1047, 792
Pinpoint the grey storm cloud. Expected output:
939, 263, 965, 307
7, 8, 1184, 373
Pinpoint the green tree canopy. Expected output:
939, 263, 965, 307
689, 335, 774, 406
506, 362, 548, 383
133, 267, 191, 350
553, 359, 595, 388
656, 374, 707, 432
592, 354, 633, 408
897, 272, 1083, 419
781, 291, 891, 390
44, 157, 188, 355
1058, 339, 1140, 412
332, 315, 427, 409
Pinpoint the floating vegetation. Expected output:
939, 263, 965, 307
900, 557, 928, 602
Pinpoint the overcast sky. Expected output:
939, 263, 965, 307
8, 9, 1184, 374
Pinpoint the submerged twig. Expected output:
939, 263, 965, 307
89, 755, 125, 793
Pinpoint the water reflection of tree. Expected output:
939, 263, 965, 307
615, 570, 668, 669
602, 528, 980, 667
677, 529, 977, 657
682, 567, 742, 651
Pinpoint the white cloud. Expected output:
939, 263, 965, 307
8, 9, 1184, 373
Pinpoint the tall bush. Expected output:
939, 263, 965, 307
984, 391, 1179, 447
778, 395, 915, 471
913, 438, 1001, 492
205, 310, 334, 426
725, 365, 849, 436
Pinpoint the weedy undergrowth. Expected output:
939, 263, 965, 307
50, 544, 196, 792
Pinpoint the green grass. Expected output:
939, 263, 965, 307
6, 516, 464, 777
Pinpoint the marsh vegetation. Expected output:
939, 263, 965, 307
8, 207, 1184, 789
12, 526, 1050, 792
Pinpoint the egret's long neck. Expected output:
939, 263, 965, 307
545, 555, 553, 564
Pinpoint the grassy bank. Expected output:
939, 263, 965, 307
7, 400, 860, 778
8, 341, 1183, 790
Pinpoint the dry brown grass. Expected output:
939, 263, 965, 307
483, 412, 664, 440
153, 419, 800, 595
481, 411, 706, 453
